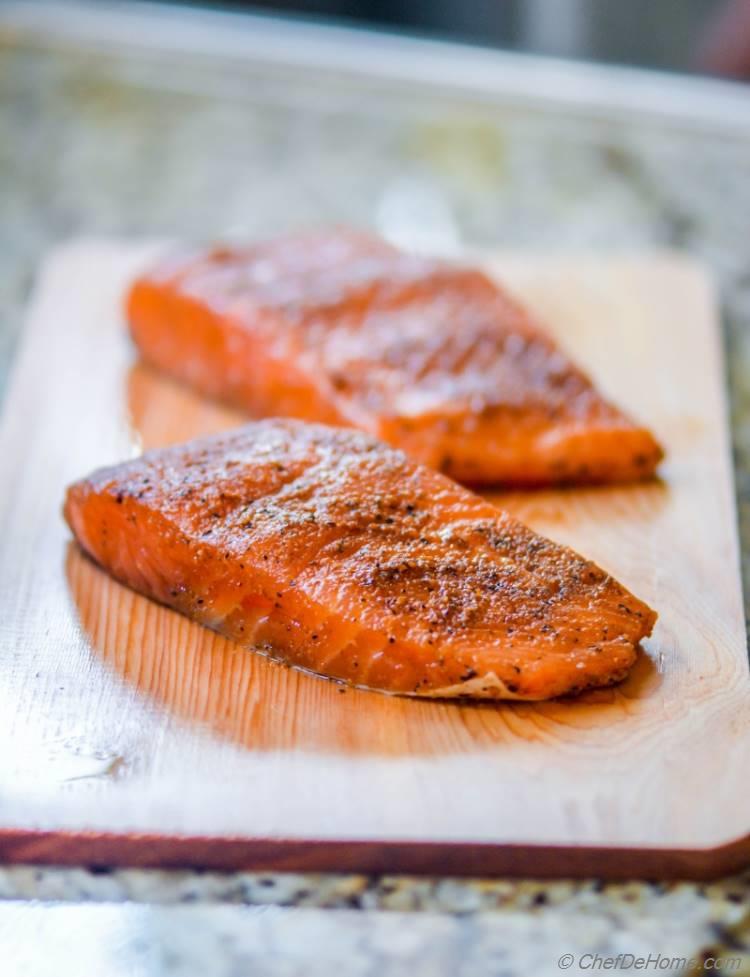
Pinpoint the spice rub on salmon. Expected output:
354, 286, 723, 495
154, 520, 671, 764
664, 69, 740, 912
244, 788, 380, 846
64, 420, 656, 700
126, 229, 663, 487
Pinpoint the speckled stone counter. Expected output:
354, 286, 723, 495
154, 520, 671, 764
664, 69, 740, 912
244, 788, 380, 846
2, 3, 750, 974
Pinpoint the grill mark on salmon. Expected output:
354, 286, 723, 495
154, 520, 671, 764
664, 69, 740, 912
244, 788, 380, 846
126, 229, 663, 487
64, 420, 656, 700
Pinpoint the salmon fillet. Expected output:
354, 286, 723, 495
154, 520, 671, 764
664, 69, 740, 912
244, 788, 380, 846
126, 229, 663, 487
64, 420, 656, 700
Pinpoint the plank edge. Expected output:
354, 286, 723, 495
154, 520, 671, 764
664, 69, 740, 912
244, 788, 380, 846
1, 828, 749, 881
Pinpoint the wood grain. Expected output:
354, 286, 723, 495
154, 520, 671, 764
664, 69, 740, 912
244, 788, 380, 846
0, 240, 747, 879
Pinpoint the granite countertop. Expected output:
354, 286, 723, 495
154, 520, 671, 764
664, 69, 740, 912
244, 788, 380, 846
2, 2, 750, 973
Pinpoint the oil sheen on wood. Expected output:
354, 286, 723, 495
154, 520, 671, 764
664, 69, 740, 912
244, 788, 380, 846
0, 241, 747, 879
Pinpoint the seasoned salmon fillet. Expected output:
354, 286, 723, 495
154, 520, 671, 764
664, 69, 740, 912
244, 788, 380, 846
64, 420, 656, 700
126, 229, 663, 486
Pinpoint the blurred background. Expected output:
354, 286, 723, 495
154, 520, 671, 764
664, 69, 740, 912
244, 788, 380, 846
137, 0, 750, 78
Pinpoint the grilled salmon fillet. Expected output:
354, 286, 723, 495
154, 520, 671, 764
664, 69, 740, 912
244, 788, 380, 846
64, 420, 656, 700
126, 229, 663, 487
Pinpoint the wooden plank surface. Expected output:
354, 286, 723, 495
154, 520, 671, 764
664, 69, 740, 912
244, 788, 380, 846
0, 240, 747, 879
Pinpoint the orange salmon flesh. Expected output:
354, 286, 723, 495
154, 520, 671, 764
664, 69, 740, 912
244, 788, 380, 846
64, 420, 656, 700
126, 230, 663, 487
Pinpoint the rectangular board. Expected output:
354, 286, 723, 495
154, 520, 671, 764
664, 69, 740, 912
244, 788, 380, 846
0, 240, 748, 880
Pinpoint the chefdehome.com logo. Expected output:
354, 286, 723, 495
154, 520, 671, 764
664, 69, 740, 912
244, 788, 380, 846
556, 953, 742, 971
